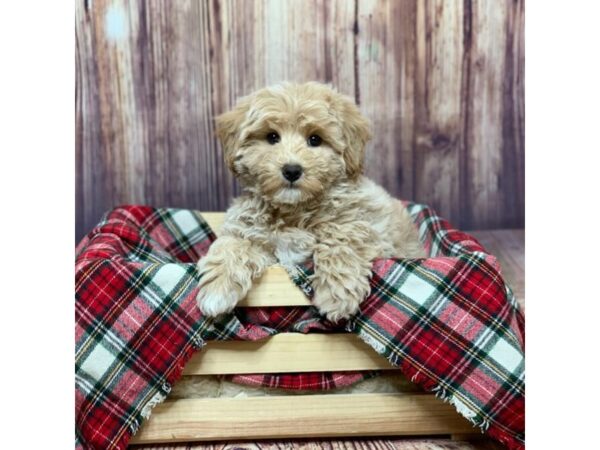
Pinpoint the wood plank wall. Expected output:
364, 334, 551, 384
75, 0, 524, 241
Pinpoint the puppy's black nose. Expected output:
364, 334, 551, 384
282, 164, 303, 182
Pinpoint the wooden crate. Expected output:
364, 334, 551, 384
130, 213, 477, 444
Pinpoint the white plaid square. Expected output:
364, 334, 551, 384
171, 210, 200, 235
399, 273, 438, 306
488, 336, 523, 374
79, 344, 116, 381
152, 263, 187, 295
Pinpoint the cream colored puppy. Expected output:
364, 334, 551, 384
197, 82, 425, 322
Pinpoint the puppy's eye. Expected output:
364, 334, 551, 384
266, 132, 280, 145
307, 134, 322, 147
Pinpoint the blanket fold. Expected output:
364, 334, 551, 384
75, 204, 524, 450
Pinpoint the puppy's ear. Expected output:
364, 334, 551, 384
332, 95, 371, 179
215, 97, 251, 174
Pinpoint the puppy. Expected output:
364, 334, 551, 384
197, 82, 425, 322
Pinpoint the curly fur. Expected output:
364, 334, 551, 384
197, 82, 425, 322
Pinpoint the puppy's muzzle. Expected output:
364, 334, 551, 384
282, 164, 303, 182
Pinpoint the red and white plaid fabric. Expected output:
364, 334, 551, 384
75, 203, 524, 450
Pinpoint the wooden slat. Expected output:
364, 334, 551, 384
131, 440, 505, 450
183, 333, 395, 375
200, 212, 225, 234
130, 438, 495, 450
130, 393, 475, 444
239, 265, 310, 307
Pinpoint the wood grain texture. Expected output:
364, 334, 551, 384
238, 266, 311, 307
463, 0, 525, 229
130, 439, 499, 450
76, 0, 524, 244
183, 333, 399, 375
129, 437, 502, 450
129, 393, 475, 444
413, 0, 465, 224
357, 0, 417, 197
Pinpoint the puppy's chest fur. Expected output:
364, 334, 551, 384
221, 204, 319, 267
270, 227, 316, 266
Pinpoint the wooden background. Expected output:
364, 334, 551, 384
76, 0, 524, 242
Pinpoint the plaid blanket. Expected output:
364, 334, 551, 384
75, 203, 524, 450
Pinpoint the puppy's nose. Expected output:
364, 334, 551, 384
282, 164, 303, 182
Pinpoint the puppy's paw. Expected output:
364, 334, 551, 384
196, 262, 242, 317
313, 273, 371, 322
196, 283, 240, 317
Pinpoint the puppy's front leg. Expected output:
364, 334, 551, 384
312, 224, 378, 322
196, 236, 274, 317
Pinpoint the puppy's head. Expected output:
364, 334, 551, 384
216, 82, 371, 205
